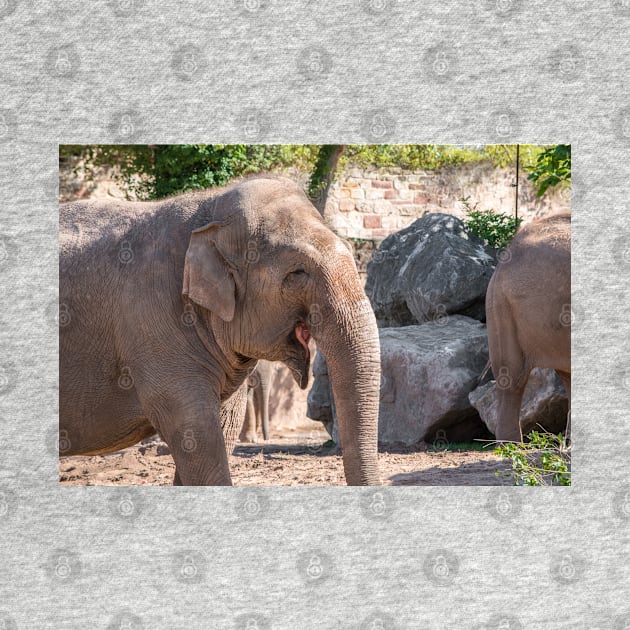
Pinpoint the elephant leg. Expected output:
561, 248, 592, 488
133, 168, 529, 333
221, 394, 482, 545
259, 374, 271, 441
491, 341, 529, 442
495, 382, 527, 442
142, 378, 232, 486
239, 389, 258, 443
487, 295, 529, 442
173, 468, 182, 486
221, 382, 249, 454
556, 370, 571, 440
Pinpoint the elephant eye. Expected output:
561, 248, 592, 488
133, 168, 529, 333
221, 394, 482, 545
284, 268, 308, 284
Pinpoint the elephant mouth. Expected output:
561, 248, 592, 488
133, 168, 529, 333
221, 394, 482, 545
288, 322, 311, 389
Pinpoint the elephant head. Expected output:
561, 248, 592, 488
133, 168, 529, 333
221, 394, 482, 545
182, 176, 381, 485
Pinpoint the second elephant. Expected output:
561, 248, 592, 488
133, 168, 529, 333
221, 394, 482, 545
239, 360, 275, 442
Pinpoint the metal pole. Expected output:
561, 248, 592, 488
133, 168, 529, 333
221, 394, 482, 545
515, 144, 520, 222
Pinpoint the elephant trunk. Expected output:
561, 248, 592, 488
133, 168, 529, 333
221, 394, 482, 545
311, 283, 381, 486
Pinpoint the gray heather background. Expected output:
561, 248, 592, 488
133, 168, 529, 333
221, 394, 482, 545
0, 0, 628, 628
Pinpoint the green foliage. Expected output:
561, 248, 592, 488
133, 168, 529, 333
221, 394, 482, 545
60, 144, 319, 200
526, 144, 571, 197
494, 431, 571, 486
60, 143, 562, 202
461, 197, 522, 250
341, 144, 543, 171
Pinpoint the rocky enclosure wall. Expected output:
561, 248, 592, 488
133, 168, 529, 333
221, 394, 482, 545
325, 162, 570, 240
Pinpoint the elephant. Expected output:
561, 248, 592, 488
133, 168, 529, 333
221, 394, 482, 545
59, 175, 382, 485
239, 359, 275, 443
485, 211, 571, 442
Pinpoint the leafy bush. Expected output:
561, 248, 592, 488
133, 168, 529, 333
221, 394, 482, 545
527, 144, 571, 197
494, 431, 571, 486
461, 197, 522, 250
60, 144, 319, 200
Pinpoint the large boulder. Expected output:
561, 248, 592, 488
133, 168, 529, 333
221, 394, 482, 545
469, 368, 569, 437
308, 315, 491, 446
365, 213, 496, 327
306, 351, 338, 442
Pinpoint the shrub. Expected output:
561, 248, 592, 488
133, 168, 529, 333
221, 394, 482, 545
494, 431, 571, 486
461, 197, 522, 251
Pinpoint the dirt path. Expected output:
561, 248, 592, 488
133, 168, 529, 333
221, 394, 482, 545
59, 430, 513, 486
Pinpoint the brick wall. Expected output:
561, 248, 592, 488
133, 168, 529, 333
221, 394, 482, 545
325, 162, 570, 241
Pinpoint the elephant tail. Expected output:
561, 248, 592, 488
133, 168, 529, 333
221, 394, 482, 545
478, 360, 492, 385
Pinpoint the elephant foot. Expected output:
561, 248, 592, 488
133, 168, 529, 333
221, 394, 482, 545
240, 433, 259, 443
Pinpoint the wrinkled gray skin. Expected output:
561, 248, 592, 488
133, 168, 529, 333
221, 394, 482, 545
485, 212, 571, 442
60, 176, 381, 485
239, 359, 274, 442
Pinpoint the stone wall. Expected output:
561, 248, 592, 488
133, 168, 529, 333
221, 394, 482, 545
325, 162, 570, 241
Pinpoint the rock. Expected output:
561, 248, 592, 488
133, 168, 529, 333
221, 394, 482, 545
365, 212, 496, 327
469, 368, 569, 437
306, 351, 338, 442
309, 315, 490, 446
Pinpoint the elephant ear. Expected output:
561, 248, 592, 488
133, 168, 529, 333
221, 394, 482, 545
183, 222, 236, 322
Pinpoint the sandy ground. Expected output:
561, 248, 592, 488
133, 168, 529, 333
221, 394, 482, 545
59, 427, 514, 486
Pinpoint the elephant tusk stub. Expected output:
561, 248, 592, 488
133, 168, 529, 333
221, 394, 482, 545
295, 323, 311, 362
